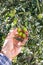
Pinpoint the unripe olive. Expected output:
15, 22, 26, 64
18, 32, 23, 37
37, 13, 43, 20
22, 33, 26, 38
9, 9, 16, 17
17, 27, 21, 32
22, 26, 27, 32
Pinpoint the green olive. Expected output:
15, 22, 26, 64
22, 33, 26, 38
22, 26, 27, 32
37, 14, 43, 20
9, 9, 16, 17
17, 27, 21, 32
18, 32, 23, 37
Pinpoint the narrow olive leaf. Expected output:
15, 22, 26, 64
14, 37, 23, 41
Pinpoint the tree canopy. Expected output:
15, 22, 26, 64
0, 0, 43, 65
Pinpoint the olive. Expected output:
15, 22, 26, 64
18, 32, 23, 37
22, 26, 27, 32
22, 33, 26, 38
37, 13, 43, 20
17, 27, 21, 32
9, 9, 16, 17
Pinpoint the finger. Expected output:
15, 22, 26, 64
6, 28, 18, 38
15, 31, 28, 46
11, 46, 22, 58
23, 37, 28, 43
20, 34, 28, 46
21, 30, 28, 43
10, 28, 17, 34
16, 37, 28, 46
24, 31, 29, 37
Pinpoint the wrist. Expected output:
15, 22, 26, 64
1, 49, 12, 61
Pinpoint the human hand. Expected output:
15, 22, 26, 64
1, 28, 28, 60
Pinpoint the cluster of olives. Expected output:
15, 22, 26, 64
17, 26, 27, 38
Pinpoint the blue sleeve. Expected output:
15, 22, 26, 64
0, 53, 12, 65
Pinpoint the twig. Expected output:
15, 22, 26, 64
36, 0, 41, 13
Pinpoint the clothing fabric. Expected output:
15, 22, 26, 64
0, 53, 12, 65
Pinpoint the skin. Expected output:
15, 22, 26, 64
1, 28, 28, 61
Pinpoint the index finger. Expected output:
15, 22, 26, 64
6, 28, 18, 39
18, 31, 29, 46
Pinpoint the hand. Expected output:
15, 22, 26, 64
1, 28, 28, 60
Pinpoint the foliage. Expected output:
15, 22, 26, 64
0, 0, 43, 65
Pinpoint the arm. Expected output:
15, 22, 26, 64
0, 28, 28, 65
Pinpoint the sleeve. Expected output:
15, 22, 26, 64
0, 53, 12, 65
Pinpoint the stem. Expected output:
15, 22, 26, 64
42, 0, 43, 12
18, 11, 31, 15
36, 0, 41, 13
